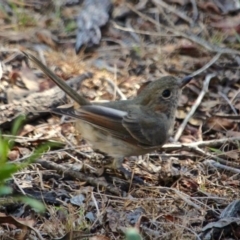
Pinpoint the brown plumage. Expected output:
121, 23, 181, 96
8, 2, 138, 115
23, 52, 192, 182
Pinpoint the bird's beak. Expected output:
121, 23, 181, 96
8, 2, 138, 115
180, 76, 192, 88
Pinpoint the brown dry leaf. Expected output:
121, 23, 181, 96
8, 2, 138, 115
205, 117, 236, 131
176, 109, 187, 119
234, 101, 240, 111
0, 214, 35, 236
19, 124, 36, 136
198, 1, 221, 13
0, 30, 32, 42
201, 100, 220, 110
175, 40, 205, 57
180, 134, 197, 143
161, 43, 179, 54
222, 150, 239, 160
8, 149, 20, 161
226, 130, 240, 138
189, 117, 203, 126
6, 87, 31, 102
20, 61, 40, 92
164, 214, 178, 222
223, 180, 240, 187
35, 29, 58, 49
6, 63, 40, 102
210, 14, 240, 35
180, 178, 199, 192
8, 70, 20, 85
185, 124, 201, 137
106, 208, 120, 232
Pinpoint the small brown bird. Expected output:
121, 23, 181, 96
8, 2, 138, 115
23, 52, 191, 181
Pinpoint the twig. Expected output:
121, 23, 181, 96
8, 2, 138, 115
164, 136, 240, 150
174, 73, 216, 141
103, 78, 127, 100
126, 4, 240, 55
162, 137, 240, 169
12, 175, 26, 195
218, 92, 238, 115
126, 18, 141, 43
230, 88, 240, 104
213, 114, 240, 120
146, 186, 213, 211
189, 53, 221, 77
152, 0, 195, 26
178, 31, 240, 55
204, 160, 240, 174
172, 189, 202, 210
191, 146, 240, 169
190, 0, 198, 22
112, 21, 175, 37
36, 159, 122, 196
91, 192, 100, 216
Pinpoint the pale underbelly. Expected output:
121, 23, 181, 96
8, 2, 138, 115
75, 121, 160, 158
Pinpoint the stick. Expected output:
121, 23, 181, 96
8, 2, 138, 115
174, 73, 216, 141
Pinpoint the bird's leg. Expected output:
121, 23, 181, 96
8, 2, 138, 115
102, 156, 123, 170
103, 156, 144, 184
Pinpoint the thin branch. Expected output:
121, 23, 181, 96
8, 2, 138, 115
162, 136, 240, 169
174, 73, 216, 141
190, 0, 198, 22
36, 159, 121, 196
103, 78, 127, 100
152, 0, 195, 26
112, 21, 175, 37
126, 4, 240, 55
163, 136, 240, 150
204, 160, 240, 174
189, 53, 221, 77
218, 91, 238, 115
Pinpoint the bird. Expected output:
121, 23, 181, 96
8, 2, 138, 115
23, 52, 192, 182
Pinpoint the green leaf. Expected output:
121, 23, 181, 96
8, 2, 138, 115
208, 147, 223, 154
0, 186, 12, 195
0, 163, 21, 182
17, 196, 45, 213
0, 137, 9, 165
126, 228, 142, 240
11, 115, 25, 135
23, 141, 60, 165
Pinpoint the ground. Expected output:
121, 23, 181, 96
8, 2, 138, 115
0, 0, 240, 239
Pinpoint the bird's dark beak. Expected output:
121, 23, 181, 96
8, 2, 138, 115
180, 76, 192, 88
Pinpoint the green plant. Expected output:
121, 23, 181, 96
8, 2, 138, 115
0, 116, 56, 212
126, 228, 142, 240
8, 0, 36, 29
210, 31, 225, 46
65, 20, 77, 33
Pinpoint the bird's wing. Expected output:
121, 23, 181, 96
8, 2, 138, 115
52, 105, 168, 147
51, 105, 133, 141
122, 110, 168, 147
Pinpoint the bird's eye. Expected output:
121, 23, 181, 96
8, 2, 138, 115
162, 89, 172, 99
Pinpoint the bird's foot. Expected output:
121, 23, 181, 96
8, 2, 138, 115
103, 157, 144, 184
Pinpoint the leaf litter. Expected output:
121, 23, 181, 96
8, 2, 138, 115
0, 0, 240, 239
